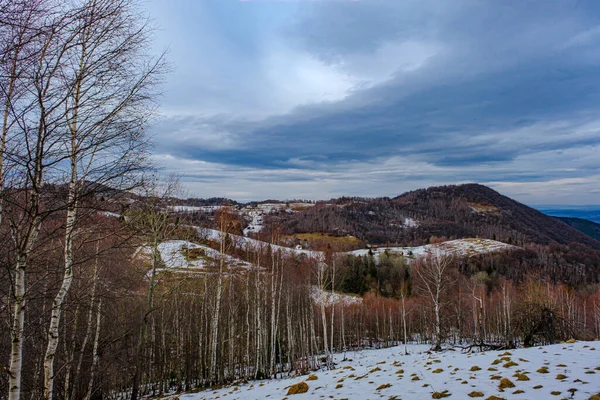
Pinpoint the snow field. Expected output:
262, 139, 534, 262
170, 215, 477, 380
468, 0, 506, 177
179, 341, 600, 400
348, 239, 516, 262
138, 240, 253, 273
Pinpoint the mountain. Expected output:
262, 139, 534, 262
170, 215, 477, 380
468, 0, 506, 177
538, 206, 600, 223
265, 183, 600, 250
555, 217, 600, 242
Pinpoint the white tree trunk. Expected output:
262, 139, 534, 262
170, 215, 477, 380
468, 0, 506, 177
43, 192, 77, 400
8, 256, 26, 400
84, 298, 102, 400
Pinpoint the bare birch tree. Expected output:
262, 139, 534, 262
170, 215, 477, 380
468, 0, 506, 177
41, 0, 164, 396
415, 250, 455, 351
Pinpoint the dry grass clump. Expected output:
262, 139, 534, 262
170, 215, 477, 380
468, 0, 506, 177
514, 373, 530, 381
470, 366, 481, 371
287, 382, 309, 395
306, 374, 318, 381
432, 390, 451, 398
468, 391, 484, 397
498, 378, 515, 389
376, 383, 391, 390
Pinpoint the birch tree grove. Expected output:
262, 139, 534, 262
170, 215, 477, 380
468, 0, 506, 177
0, 0, 163, 398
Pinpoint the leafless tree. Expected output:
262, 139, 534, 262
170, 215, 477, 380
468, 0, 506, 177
415, 250, 455, 351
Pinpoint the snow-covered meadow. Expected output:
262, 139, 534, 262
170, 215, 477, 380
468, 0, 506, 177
137, 240, 253, 273
177, 341, 600, 400
348, 238, 516, 262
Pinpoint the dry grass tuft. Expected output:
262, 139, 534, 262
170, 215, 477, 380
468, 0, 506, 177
286, 382, 309, 395
468, 391, 484, 397
498, 378, 515, 390
515, 373, 529, 381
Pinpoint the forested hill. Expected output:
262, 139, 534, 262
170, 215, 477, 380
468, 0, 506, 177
266, 183, 600, 249
555, 216, 600, 242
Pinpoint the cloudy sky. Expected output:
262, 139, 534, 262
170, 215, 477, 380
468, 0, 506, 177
145, 0, 600, 205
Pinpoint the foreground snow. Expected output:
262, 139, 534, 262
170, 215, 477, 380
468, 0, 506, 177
178, 341, 600, 399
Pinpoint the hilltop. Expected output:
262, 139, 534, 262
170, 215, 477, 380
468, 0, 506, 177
259, 184, 600, 249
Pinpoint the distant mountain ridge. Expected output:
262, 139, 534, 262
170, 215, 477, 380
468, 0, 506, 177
265, 183, 600, 250
555, 217, 600, 242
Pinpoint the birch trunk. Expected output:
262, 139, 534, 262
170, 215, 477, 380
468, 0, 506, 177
43, 186, 77, 400
84, 298, 102, 400
8, 256, 27, 400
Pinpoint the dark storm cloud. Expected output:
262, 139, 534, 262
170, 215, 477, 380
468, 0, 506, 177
147, 0, 600, 203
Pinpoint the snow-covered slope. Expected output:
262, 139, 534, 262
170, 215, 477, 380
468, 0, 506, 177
138, 240, 253, 273
311, 286, 362, 306
195, 226, 322, 258
348, 238, 516, 262
178, 341, 600, 399
197, 226, 514, 262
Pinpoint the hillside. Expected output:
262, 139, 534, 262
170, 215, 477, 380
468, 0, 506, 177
178, 341, 600, 400
263, 184, 600, 249
555, 216, 600, 242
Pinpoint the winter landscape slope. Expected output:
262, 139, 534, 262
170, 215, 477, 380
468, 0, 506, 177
177, 341, 600, 400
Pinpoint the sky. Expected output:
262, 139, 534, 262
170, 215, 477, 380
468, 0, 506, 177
144, 0, 600, 205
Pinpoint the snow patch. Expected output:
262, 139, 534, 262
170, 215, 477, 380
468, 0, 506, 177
310, 286, 362, 306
